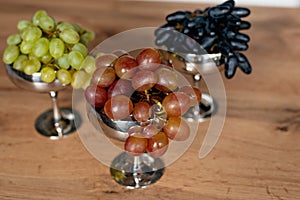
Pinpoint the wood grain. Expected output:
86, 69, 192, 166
1, 1, 300, 199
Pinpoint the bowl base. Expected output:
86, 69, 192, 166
110, 152, 165, 189
35, 107, 82, 140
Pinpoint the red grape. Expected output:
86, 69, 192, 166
163, 117, 190, 141
95, 53, 117, 68
131, 70, 158, 92
91, 67, 116, 88
128, 125, 143, 136
162, 92, 191, 117
107, 79, 134, 98
136, 48, 161, 71
125, 136, 148, 156
85, 84, 107, 108
133, 101, 151, 122
155, 67, 178, 92
114, 55, 138, 79
179, 86, 202, 106
104, 95, 133, 120
142, 124, 160, 138
147, 131, 169, 158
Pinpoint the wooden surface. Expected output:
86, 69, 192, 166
1, 0, 300, 199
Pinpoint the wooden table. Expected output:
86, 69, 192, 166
1, 0, 300, 199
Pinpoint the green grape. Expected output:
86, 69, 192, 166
72, 23, 83, 34
56, 22, 74, 31
72, 42, 87, 57
13, 55, 27, 71
40, 53, 52, 64
81, 55, 96, 74
81, 73, 92, 89
21, 26, 42, 42
49, 38, 65, 58
71, 70, 89, 89
17, 20, 33, 32
83, 30, 95, 41
68, 50, 84, 70
32, 10, 47, 26
40, 66, 56, 83
59, 28, 80, 44
2, 45, 19, 64
32, 37, 49, 58
80, 30, 95, 46
57, 68, 71, 85
23, 57, 41, 75
6, 34, 21, 45
57, 54, 69, 69
20, 41, 34, 54
39, 15, 55, 32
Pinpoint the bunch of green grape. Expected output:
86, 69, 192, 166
2, 10, 95, 88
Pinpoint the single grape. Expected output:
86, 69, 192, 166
13, 55, 27, 71
57, 69, 72, 85
124, 136, 148, 156
40, 66, 56, 83
85, 84, 107, 108
32, 37, 49, 58
71, 23, 83, 33
131, 70, 158, 92
142, 124, 160, 138
17, 20, 32, 32
32, 10, 47, 26
57, 54, 70, 69
20, 41, 34, 54
231, 7, 251, 18
59, 28, 80, 44
81, 56, 96, 74
163, 117, 190, 141
133, 101, 151, 122
49, 38, 65, 59
80, 30, 95, 45
72, 43, 88, 57
84, 29, 95, 41
224, 55, 239, 78
155, 67, 178, 92
136, 48, 161, 70
71, 70, 90, 89
39, 15, 55, 32
128, 125, 143, 136
21, 26, 42, 43
147, 131, 169, 158
179, 86, 202, 106
114, 55, 138, 79
162, 92, 191, 117
56, 22, 74, 31
107, 79, 134, 98
95, 53, 117, 68
91, 67, 116, 88
104, 95, 133, 120
2, 45, 19, 64
6, 34, 21, 45
40, 53, 52, 64
68, 50, 84, 70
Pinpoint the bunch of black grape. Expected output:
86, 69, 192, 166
155, 0, 252, 79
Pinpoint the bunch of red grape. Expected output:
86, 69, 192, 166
85, 48, 202, 158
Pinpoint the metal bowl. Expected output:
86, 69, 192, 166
5, 64, 66, 93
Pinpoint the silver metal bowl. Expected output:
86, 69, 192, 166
5, 64, 65, 93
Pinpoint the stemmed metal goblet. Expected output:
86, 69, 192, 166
5, 64, 81, 139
